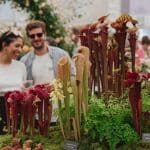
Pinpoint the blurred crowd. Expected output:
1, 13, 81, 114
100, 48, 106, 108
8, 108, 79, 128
135, 36, 150, 72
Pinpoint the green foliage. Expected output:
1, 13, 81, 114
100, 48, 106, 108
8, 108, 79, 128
55, 95, 75, 124
0, 134, 12, 148
85, 95, 138, 150
142, 87, 150, 132
0, 128, 64, 150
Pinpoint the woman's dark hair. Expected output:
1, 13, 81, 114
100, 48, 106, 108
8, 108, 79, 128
0, 31, 22, 51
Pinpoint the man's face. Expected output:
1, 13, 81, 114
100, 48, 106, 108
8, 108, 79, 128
28, 27, 46, 50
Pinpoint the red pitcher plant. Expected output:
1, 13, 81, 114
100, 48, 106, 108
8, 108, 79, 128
4, 83, 53, 137
124, 72, 142, 136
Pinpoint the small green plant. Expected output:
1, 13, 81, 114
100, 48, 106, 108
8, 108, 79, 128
141, 88, 150, 133
85, 95, 138, 150
0, 128, 64, 150
0, 134, 12, 148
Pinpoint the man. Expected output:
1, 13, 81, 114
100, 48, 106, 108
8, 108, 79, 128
21, 20, 76, 84
20, 20, 76, 123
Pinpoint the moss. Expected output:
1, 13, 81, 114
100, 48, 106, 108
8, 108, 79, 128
0, 134, 12, 148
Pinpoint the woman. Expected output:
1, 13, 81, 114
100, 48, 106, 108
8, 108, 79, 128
0, 31, 27, 134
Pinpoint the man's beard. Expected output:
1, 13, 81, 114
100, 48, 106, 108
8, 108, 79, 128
33, 42, 45, 50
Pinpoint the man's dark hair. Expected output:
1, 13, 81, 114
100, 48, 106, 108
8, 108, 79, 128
26, 20, 46, 36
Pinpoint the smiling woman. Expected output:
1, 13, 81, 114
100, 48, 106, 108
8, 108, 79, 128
0, 31, 27, 134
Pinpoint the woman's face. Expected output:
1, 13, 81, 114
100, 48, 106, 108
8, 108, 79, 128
4, 37, 23, 59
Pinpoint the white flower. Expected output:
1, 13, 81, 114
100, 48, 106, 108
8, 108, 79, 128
50, 79, 65, 102
67, 86, 72, 94
34, 0, 39, 2
39, 2, 46, 9
10, 27, 23, 37
41, 2, 46, 8
58, 82, 63, 88
49, 25, 53, 28
108, 26, 116, 34
126, 21, 134, 29
0, 27, 10, 34
93, 28, 101, 33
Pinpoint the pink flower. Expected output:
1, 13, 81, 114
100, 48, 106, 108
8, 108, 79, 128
141, 73, 150, 80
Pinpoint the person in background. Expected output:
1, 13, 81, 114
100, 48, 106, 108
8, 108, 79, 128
0, 31, 27, 134
21, 20, 76, 84
135, 36, 150, 71
71, 27, 80, 56
142, 37, 150, 73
